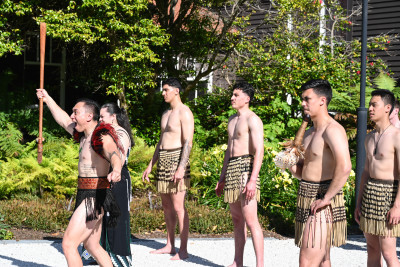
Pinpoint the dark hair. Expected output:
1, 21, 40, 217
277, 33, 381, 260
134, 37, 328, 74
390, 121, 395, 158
371, 89, 395, 114
232, 81, 255, 102
162, 77, 182, 92
300, 79, 332, 105
76, 98, 100, 121
101, 102, 134, 146
394, 98, 400, 109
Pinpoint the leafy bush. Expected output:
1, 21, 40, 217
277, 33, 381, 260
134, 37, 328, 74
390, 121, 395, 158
0, 138, 78, 199
0, 213, 13, 240
0, 196, 70, 232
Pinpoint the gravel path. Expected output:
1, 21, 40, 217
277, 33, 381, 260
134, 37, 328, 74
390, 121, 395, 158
0, 235, 394, 266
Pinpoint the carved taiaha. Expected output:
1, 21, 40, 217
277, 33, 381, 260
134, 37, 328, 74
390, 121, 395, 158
38, 23, 46, 164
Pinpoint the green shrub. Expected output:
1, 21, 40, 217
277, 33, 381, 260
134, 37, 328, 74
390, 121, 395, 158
0, 196, 70, 232
0, 213, 13, 240
0, 138, 78, 199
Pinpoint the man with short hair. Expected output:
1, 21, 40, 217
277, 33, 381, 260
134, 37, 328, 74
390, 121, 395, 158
36, 89, 123, 267
215, 81, 264, 267
142, 77, 194, 260
389, 98, 400, 128
355, 89, 400, 267
289, 79, 351, 267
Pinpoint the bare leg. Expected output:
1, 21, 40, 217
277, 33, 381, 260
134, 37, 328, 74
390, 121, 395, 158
299, 208, 330, 267
241, 196, 264, 267
380, 235, 400, 267
151, 193, 176, 254
227, 201, 246, 267
170, 191, 189, 260
320, 246, 331, 267
62, 200, 112, 267
364, 233, 383, 267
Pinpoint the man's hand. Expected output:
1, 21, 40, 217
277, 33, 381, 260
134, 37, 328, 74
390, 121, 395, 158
215, 179, 225, 197
173, 166, 185, 184
108, 169, 121, 183
142, 166, 152, 183
310, 198, 331, 215
242, 180, 257, 201
387, 205, 400, 225
36, 89, 50, 103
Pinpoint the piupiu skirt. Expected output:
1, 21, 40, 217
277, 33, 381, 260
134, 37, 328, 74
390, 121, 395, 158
295, 179, 346, 248
223, 155, 260, 203
360, 177, 400, 237
156, 148, 190, 194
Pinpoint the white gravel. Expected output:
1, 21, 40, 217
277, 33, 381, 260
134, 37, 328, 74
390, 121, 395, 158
0, 236, 396, 266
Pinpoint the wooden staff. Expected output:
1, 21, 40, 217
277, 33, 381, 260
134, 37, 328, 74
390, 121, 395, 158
37, 23, 46, 164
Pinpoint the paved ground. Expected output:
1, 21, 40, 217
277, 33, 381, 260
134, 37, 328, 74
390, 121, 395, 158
0, 235, 395, 266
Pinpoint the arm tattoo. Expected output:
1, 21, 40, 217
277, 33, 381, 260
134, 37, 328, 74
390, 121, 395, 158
107, 151, 118, 162
178, 139, 192, 169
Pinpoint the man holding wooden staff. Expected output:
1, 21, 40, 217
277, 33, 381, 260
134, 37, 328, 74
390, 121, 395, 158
37, 89, 122, 267
289, 79, 351, 267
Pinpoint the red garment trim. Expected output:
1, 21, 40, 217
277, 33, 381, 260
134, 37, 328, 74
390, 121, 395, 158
91, 122, 125, 160
78, 177, 110, 189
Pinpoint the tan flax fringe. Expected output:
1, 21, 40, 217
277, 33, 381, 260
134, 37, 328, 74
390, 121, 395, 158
360, 178, 400, 237
295, 180, 347, 248
156, 148, 191, 194
157, 178, 191, 194
224, 188, 260, 203
223, 155, 260, 203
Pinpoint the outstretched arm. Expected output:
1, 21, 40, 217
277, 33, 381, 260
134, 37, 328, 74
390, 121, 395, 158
36, 89, 74, 134
102, 134, 123, 183
173, 107, 195, 183
243, 115, 264, 201
311, 124, 352, 214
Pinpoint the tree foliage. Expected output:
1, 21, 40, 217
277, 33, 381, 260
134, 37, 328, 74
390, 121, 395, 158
234, 0, 395, 142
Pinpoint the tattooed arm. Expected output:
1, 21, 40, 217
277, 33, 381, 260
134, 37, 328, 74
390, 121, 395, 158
102, 135, 123, 183
173, 106, 194, 184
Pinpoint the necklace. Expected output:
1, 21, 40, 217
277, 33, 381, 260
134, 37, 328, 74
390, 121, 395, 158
374, 124, 391, 155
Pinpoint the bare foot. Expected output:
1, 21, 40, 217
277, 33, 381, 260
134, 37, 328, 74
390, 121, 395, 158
150, 246, 176, 254
170, 251, 189, 260
227, 261, 242, 267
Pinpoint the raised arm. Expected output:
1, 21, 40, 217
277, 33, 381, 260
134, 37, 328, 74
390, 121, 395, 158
243, 114, 264, 200
36, 89, 74, 134
173, 107, 194, 183
311, 124, 352, 214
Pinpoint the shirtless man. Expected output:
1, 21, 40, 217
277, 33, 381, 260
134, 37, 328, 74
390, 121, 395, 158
142, 78, 194, 260
289, 79, 351, 267
389, 98, 400, 129
355, 89, 400, 267
36, 89, 122, 267
215, 81, 264, 267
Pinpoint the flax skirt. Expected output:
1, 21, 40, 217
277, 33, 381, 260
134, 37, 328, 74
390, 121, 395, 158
156, 148, 190, 194
295, 180, 347, 248
223, 154, 260, 203
360, 177, 400, 237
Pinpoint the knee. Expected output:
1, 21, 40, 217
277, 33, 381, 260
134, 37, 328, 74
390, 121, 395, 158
381, 249, 397, 263
231, 213, 244, 226
366, 242, 381, 255
173, 205, 186, 216
62, 237, 77, 254
245, 217, 261, 230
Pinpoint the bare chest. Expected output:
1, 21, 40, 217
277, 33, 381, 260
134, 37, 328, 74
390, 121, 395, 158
304, 131, 328, 160
228, 117, 249, 140
161, 110, 181, 133
367, 133, 395, 160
